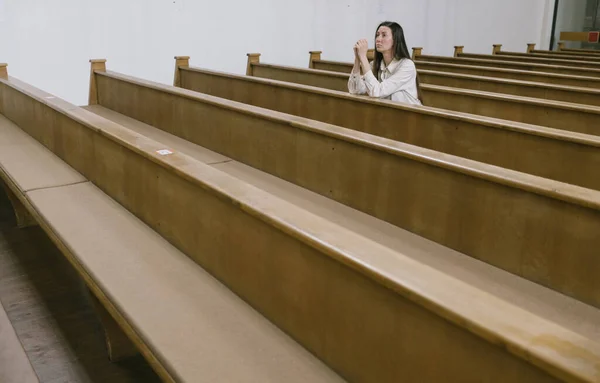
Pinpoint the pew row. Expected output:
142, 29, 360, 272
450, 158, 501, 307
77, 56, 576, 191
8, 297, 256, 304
89, 62, 600, 382
413, 54, 600, 88
100, 61, 600, 311
245, 54, 600, 138
423, 85, 600, 135
502, 44, 600, 63
307, 52, 600, 106
0, 300, 39, 383
532, 49, 600, 58
557, 43, 600, 56
0, 65, 342, 382
454, 45, 600, 69
413, 49, 600, 79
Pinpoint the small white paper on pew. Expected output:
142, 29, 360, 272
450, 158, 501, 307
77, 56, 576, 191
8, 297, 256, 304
156, 149, 173, 156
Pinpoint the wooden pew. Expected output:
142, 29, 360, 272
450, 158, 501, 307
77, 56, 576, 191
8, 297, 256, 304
455, 44, 600, 69
0, 300, 39, 383
423, 84, 600, 134
245, 54, 600, 137
531, 48, 600, 58
507, 43, 600, 62
415, 59, 600, 88
0, 63, 342, 382
414, 48, 600, 79
88, 62, 600, 382
557, 42, 600, 56
103, 61, 600, 307
308, 52, 600, 106
419, 70, 600, 106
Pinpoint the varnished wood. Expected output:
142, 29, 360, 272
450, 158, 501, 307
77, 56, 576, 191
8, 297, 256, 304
560, 31, 594, 42
500, 50, 600, 63
0, 64, 7, 80
186, 63, 600, 190
534, 49, 600, 58
415, 52, 600, 79
308, 52, 600, 106
93, 67, 600, 313
418, 70, 600, 106
88, 289, 138, 362
88, 68, 600, 382
453, 45, 464, 57
173, 56, 190, 87
415, 60, 600, 88
1, 75, 341, 382
412, 47, 422, 59
1, 72, 569, 383
246, 57, 600, 138
246, 53, 260, 76
88, 59, 107, 105
504, 44, 600, 62
367, 48, 375, 60
561, 47, 600, 56
0, 65, 597, 383
309, 51, 322, 69
310, 58, 353, 73
421, 83, 600, 136
531, 42, 600, 58
458, 45, 600, 69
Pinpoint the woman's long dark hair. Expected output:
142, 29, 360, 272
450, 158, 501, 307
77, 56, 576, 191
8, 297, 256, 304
373, 21, 424, 104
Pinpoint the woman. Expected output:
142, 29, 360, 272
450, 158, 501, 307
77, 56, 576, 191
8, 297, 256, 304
348, 21, 423, 105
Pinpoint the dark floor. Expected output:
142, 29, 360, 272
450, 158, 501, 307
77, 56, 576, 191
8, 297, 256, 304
0, 190, 161, 383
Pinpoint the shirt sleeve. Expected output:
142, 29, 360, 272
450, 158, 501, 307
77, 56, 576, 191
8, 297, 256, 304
348, 73, 367, 95
348, 61, 375, 95
363, 59, 417, 99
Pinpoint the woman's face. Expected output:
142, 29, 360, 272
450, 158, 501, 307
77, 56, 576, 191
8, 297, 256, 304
375, 26, 394, 53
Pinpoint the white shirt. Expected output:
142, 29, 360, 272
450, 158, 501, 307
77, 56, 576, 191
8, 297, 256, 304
348, 58, 422, 106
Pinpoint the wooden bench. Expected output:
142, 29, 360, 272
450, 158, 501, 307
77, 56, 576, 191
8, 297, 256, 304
422, 83, 600, 135
307, 51, 600, 106
0, 64, 342, 382
557, 42, 600, 56
455, 44, 600, 69
531, 48, 600, 59
239, 55, 600, 188
502, 43, 600, 62
245, 54, 600, 138
415, 58, 600, 88
87, 60, 600, 382
0, 299, 38, 383
96, 60, 600, 309
414, 47, 600, 79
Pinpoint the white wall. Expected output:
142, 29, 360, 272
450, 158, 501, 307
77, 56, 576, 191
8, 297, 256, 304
1, 0, 555, 106
323, 0, 556, 60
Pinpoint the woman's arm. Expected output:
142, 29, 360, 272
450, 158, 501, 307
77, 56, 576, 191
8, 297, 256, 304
351, 46, 361, 75
348, 44, 367, 94
363, 60, 417, 99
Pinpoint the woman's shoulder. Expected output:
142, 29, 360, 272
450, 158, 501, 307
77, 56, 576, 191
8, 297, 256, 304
398, 58, 416, 69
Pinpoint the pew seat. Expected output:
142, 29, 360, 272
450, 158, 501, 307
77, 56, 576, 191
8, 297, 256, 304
0, 76, 342, 382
